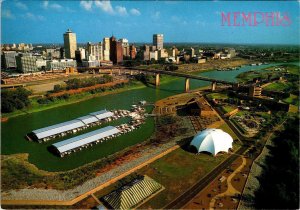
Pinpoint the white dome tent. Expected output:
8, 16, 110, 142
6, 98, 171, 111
190, 128, 233, 156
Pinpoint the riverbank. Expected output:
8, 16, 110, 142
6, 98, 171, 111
238, 119, 288, 209
138, 58, 252, 74
2, 75, 180, 120
178, 58, 252, 73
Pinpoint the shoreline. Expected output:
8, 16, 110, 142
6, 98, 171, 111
2, 60, 293, 120
1, 81, 144, 120
1, 75, 183, 120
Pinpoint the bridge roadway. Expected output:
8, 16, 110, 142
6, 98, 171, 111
77, 66, 237, 85
126, 67, 237, 85
164, 145, 249, 209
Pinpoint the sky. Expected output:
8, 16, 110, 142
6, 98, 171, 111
1, 0, 299, 45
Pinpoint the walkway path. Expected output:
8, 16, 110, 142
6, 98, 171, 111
91, 194, 101, 205
209, 156, 247, 209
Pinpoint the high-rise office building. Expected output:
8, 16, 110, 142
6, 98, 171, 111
153, 34, 164, 50
142, 45, 150, 61
109, 36, 123, 64
75, 48, 86, 64
119, 38, 129, 57
103, 37, 110, 61
63, 29, 77, 59
129, 45, 137, 60
87, 42, 103, 61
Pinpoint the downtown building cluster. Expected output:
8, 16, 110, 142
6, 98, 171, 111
1, 29, 137, 73
1, 29, 238, 74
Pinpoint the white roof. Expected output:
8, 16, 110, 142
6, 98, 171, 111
32, 120, 85, 140
190, 129, 233, 156
31, 109, 113, 140
53, 126, 120, 153
77, 115, 99, 125
90, 109, 114, 120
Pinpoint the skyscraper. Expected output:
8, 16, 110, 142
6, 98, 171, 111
109, 36, 123, 64
153, 34, 164, 50
129, 45, 136, 60
63, 29, 77, 59
103, 37, 110, 61
142, 45, 150, 61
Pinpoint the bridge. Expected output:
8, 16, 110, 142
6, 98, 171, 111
77, 66, 239, 92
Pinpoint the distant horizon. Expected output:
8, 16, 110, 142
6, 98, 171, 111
2, 41, 300, 47
2, 1, 299, 45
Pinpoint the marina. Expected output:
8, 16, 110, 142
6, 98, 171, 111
27, 109, 129, 143
51, 105, 146, 157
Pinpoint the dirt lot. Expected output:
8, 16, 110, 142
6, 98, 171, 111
178, 58, 252, 73
27, 81, 66, 94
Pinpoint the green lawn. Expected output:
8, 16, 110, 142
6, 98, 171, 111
93, 121, 241, 209
206, 92, 228, 100
137, 147, 229, 209
256, 111, 271, 120
264, 82, 290, 91
235, 110, 248, 116
283, 94, 299, 106
221, 105, 236, 113
286, 64, 300, 76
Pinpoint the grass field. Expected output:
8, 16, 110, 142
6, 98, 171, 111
256, 111, 271, 120
136, 147, 229, 209
92, 121, 241, 209
285, 64, 300, 75
283, 94, 299, 106
221, 105, 237, 113
206, 92, 228, 100
263, 81, 290, 91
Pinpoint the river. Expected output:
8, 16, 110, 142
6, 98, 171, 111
1, 62, 294, 171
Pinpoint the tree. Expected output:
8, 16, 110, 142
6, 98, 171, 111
53, 84, 64, 92
1, 87, 31, 113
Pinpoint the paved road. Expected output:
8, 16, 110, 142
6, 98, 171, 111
164, 146, 248, 209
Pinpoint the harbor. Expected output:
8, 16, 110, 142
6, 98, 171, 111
51, 104, 147, 157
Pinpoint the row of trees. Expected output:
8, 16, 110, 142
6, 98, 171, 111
65, 75, 113, 90
52, 75, 114, 93
1, 87, 31, 113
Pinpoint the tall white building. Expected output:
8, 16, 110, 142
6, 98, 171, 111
119, 38, 129, 57
103, 37, 110, 61
63, 29, 77, 59
87, 42, 103, 61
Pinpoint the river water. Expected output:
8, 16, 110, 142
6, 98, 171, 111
1, 62, 292, 171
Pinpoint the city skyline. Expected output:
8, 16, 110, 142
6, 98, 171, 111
1, 1, 299, 45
